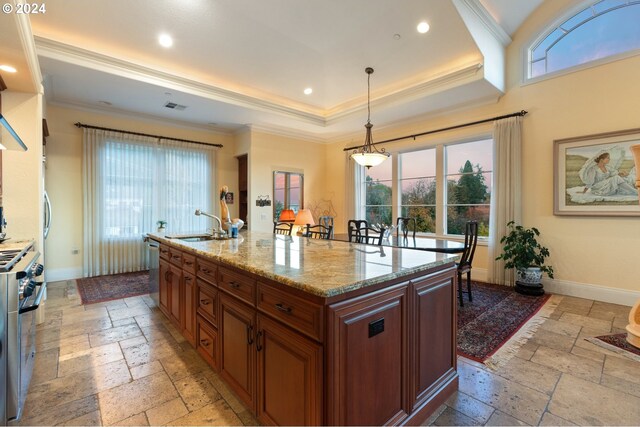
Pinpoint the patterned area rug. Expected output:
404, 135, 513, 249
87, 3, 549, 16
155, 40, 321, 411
586, 333, 640, 362
76, 271, 150, 305
458, 281, 551, 363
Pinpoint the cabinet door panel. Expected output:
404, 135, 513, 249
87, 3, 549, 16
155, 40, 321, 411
197, 315, 219, 371
411, 273, 456, 408
159, 259, 170, 316
183, 271, 196, 345
220, 293, 256, 409
328, 286, 409, 426
169, 264, 182, 326
257, 315, 322, 426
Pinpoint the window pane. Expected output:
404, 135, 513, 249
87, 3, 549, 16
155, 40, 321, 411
273, 171, 304, 219
399, 149, 435, 233
400, 149, 435, 178
446, 206, 490, 237
365, 179, 392, 206
445, 140, 493, 236
532, 28, 564, 61
365, 206, 392, 226
364, 155, 392, 225
400, 205, 436, 233
531, 59, 546, 78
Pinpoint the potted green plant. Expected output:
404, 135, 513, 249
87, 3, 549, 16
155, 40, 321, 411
157, 220, 167, 233
495, 221, 554, 292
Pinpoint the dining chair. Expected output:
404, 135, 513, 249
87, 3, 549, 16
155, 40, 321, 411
273, 221, 294, 236
318, 216, 335, 238
457, 220, 479, 307
396, 217, 417, 239
348, 224, 384, 246
347, 219, 368, 232
306, 224, 333, 240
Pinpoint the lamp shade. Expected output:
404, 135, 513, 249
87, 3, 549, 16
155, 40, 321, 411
294, 209, 315, 226
278, 209, 296, 222
351, 151, 390, 168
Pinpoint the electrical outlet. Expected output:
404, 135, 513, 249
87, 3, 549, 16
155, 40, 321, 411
72, 248, 79, 255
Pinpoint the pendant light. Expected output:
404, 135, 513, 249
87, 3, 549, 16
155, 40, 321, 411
350, 67, 390, 168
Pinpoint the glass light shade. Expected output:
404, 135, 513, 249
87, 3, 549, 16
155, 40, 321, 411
351, 151, 390, 168
294, 209, 315, 226
278, 209, 296, 222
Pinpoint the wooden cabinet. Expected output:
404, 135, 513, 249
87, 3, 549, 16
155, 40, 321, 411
183, 271, 197, 345
410, 271, 457, 410
155, 239, 457, 426
158, 259, 170, 316
327, 284, 409, 426
256, 314, 322, 426
220, 292, 256, 409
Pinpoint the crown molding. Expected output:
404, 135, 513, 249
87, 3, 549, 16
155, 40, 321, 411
14, 12, 43, 94
456, 0, 512, 46
35, 36, 328, 126
243, 124, 328, 144
326, 63, 484, 125
48, 98, 235, 136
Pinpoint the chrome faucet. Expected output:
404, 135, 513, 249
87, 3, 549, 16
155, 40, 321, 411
195, 209, 227, 236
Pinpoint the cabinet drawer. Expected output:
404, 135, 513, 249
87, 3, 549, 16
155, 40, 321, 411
219, 267, 256, 306
182, 252, 196, 274
257, 282, 323, 341
196, 315, 218, 371
169, 248, 183, 267
159, 245, 171, 261
197, 258, 217, 285
197, 279, 218, 327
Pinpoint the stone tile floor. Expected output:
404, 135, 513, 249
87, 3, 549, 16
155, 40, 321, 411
17, 280, 640, 426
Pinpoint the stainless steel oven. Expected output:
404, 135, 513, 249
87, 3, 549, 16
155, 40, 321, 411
1, 244, 45, 424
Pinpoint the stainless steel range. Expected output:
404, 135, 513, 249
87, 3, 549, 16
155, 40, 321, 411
0, 242, 45, 424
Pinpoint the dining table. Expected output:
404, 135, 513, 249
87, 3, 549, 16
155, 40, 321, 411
332, 233, 466, 254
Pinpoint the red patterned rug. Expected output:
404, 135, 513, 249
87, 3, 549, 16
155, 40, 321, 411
586, 333, 640, 361
77, 271, 150, 305
457, 281, 551, 362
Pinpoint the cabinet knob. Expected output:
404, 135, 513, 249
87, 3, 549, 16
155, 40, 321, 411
200, 339, 210, 347
200, 299, 211, 306
184, 261, 193, 265
202, 268, 211, 274
229, 281, 240, 289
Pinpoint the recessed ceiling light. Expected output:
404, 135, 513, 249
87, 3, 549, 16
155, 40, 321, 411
393, 34, 401, 40
0, 65, 17, 73
304, 88, 313, 95
417, 21, 430, 34
158, 34, 173, 48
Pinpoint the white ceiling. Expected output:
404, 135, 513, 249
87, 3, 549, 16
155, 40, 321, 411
20, 0, 544, 139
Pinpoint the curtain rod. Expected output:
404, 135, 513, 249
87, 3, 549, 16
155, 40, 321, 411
74, 122, 224, 148
343, 110, 527, 152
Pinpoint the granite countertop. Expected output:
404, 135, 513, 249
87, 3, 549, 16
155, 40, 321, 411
149, 231, 458, 298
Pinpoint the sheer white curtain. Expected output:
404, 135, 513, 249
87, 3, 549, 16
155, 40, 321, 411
487, 116, 522, 285
82, 129, 216, 276
344, 151, 365, 226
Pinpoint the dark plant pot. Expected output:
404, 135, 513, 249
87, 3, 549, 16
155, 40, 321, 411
515, 281, 545, 296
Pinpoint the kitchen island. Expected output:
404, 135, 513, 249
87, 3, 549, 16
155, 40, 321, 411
148, 231, 459, 426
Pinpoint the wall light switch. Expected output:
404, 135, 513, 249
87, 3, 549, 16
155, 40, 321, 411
260, 213, 267, 221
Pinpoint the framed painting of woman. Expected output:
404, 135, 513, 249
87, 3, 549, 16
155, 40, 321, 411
554, 128, 640, 216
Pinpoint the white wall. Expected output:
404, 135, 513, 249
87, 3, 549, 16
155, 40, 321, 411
2, 91, 43, 252
44, 104, 236, 281
325, 0, 640, 302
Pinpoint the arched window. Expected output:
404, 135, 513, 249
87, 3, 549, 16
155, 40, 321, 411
528, 0, 640, 79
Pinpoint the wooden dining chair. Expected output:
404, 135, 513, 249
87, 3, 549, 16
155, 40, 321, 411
273, 221, 294, 236
306, 224, 333, 240
348, 224, 384, 246
396, 217, 417, 239
457, 221, 479, 307
347, 219, 368, 231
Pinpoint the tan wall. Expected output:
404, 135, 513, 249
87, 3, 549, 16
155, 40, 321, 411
2, 91, 44, 252
325, 0, 640, 293
44, 104, 235, 279
246, 130, 327, 232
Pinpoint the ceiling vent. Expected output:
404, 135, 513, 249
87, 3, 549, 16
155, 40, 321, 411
164, 102, 187, 111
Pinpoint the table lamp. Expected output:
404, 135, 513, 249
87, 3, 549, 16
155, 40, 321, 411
294, 209, 315, 236
278, 209, 296, 222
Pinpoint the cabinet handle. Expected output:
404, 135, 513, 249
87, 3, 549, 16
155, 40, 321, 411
247, 325, 254, 345
256, 330, 263, 351
184, 276, 192, 282
200, 339, 210, 347
202, 268, 211, 274
184, 261, 193, 265
275, 303, 292, 313
200, 299, 211, 306
229, 281, 240, 289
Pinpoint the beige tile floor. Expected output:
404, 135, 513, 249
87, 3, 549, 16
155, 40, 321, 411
18, 281, 640, 426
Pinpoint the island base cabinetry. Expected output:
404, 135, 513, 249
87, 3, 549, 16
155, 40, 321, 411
155, 240, 457, 426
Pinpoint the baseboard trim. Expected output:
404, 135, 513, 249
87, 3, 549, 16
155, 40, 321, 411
544, 279, 638, 307
46, 267, 83, 283
472, 269, 636, 306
